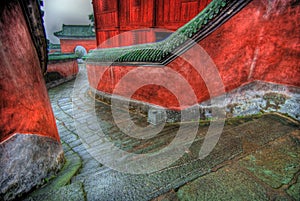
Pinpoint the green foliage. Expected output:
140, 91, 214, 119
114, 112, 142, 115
89, 13, 95, 26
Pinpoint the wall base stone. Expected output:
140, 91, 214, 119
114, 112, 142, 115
204, 81, 300, 121
91, 81, 300, 122
46, 74, 77, 89
0, 134, 64, 201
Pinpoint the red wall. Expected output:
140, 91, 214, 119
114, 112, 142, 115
48, 60, 79, 77
97, 29, 158, 48
199, 0, 300, 89
0, 2, 60, 142
87, 0, 300, 110
60, 39, 97, 53
92, 0, 212, 47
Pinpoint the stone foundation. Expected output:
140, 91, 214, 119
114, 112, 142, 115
200, 81, 300, 120
90, 81, 300, 122
46, 74, 77, 89
0, 134, 64, 201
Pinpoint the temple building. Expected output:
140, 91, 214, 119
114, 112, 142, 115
54, 24, 96, 53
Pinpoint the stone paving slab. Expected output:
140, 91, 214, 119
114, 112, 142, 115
232, 114, 299, 152
155, 129, 300, 201
239, 130, 300, 189
286, 174, 300, 200
69, 126, 243, 200
176, 165, 271, 201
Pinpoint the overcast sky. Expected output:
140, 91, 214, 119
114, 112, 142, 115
44, 0, 93, 43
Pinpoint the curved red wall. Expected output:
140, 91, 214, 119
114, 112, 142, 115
87, 0, 300, 110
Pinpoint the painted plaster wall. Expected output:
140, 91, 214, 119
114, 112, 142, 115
60, 39, 96, 53
0, 1, 59, 142
87, 0, 299, 110
199, 0, 300, 89
48, 60, 79, 77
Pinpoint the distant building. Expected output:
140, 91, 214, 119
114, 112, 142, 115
54, 24, 97, 53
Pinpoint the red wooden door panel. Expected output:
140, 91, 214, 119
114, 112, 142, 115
119, 0, 154, 30
155, 0, 212, 30
93, 0, 119, 30
92, 0, 213, 46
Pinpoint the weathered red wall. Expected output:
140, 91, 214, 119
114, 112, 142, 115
0, 2, 60, 142
60, 39, 97, 53
92, 0, 212, 47
48, 60, 79, 77
87, 0, 300, 110
199, 0, 300, 90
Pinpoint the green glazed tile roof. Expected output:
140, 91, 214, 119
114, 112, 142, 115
48, 53, 78, 61
54, 24, 96, 39
48, 43, 61, 50
86, 0, 252, 65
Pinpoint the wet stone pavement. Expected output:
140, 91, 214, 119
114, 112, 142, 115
23, 65, 300, 201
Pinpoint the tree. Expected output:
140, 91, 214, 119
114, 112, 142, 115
89, 13, 95, 26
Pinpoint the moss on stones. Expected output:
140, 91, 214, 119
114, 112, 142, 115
23, 142, 82, 200
263, 92, 289, 111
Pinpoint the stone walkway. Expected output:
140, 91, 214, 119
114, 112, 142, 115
23, 65, 300, 201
